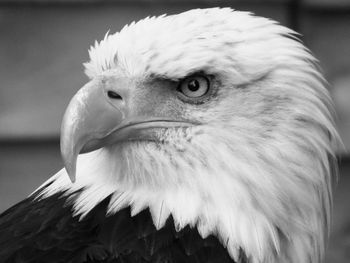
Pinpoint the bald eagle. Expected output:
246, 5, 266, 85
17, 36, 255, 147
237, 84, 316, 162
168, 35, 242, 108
0, 8, 341, 263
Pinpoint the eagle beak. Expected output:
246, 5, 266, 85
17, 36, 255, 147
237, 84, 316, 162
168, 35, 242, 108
60, 80, 125, 183
61, 79, 194, 183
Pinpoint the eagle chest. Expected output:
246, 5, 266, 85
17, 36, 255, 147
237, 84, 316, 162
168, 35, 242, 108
0, 192, 241, 263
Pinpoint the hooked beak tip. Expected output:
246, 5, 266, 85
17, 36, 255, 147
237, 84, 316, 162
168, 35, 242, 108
60, 140, 79, 183
66, 167, 77, 183
63, 156, 77, 183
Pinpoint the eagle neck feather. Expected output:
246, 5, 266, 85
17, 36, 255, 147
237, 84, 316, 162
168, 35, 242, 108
36, 122, 338, 263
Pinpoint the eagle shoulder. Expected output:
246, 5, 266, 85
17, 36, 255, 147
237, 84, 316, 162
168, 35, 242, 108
0, 190, 240, 263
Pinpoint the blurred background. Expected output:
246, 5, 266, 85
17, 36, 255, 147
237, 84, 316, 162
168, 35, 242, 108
0, 0, 349, 262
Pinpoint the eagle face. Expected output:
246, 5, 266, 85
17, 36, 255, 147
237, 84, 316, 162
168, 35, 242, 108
42, 8, 340, 263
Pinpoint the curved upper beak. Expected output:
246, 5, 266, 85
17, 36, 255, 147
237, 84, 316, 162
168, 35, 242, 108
60, 79, 194, 183
60, 80, 125, 183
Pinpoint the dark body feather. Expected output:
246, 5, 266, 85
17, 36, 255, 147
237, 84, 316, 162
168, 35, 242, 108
0, 188, 239, 263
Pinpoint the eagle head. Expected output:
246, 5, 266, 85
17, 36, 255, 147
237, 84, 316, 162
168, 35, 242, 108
42, 8, 340, 263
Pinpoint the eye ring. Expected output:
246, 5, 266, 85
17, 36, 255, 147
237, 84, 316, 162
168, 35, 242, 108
177, 75, 210, 99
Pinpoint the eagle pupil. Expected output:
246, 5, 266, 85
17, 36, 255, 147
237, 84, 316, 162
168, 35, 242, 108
188, 79, 199, 91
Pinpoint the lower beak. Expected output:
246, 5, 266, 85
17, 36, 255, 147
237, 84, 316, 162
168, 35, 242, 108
60, 80, 193, 183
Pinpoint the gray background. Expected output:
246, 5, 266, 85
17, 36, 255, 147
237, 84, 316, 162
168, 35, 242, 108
0, 0, 349, 262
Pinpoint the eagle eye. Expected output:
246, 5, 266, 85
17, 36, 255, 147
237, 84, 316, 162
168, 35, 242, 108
178, 75, 210, 99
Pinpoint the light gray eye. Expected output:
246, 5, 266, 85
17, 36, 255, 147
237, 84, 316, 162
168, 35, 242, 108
178, 76, 209, 98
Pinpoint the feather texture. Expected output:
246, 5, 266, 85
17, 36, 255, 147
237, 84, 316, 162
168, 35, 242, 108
31, 7, 342, 263
0, 190, 236, 263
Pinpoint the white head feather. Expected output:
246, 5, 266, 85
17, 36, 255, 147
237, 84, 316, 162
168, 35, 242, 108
38, 8, 341, 263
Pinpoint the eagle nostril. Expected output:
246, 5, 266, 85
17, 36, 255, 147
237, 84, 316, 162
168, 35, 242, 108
107, 90, 122, 100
